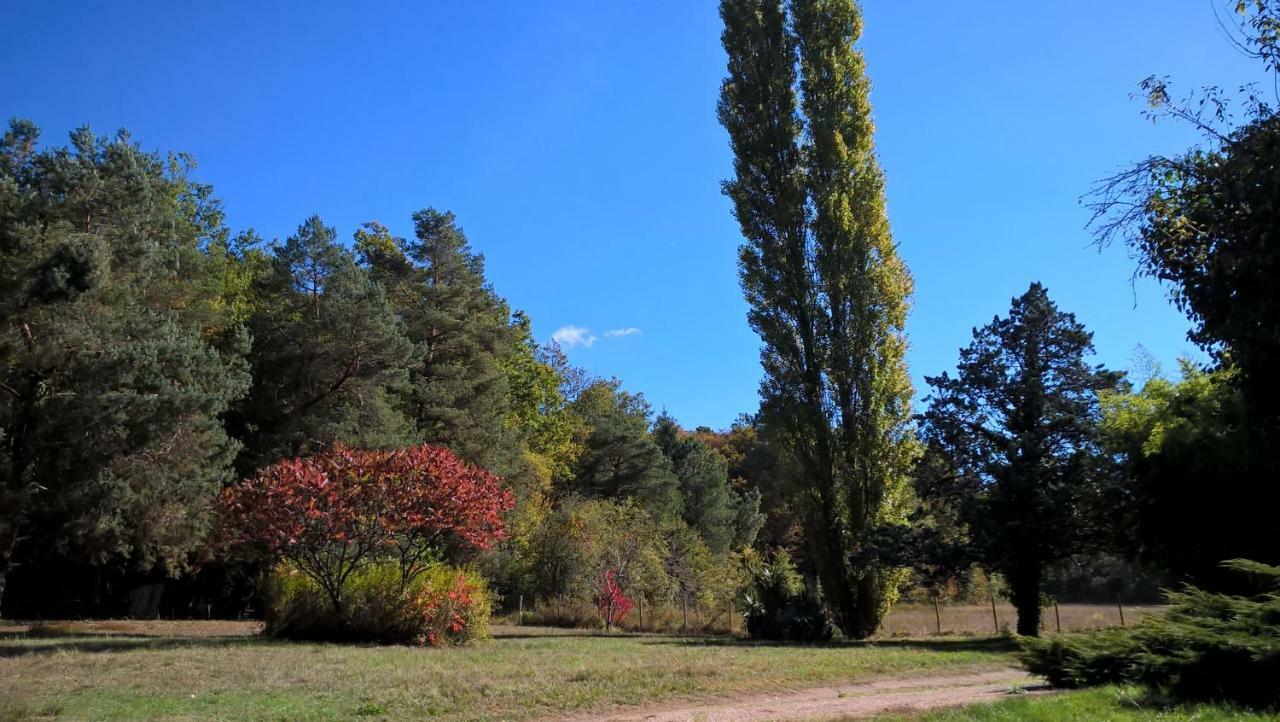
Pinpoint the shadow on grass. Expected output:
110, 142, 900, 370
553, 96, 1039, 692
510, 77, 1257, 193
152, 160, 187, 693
639, 635, 1021, 654
0, 633, 283, 658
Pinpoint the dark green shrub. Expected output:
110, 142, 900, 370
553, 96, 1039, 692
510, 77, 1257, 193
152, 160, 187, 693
1021, 559, 1280, 707
265, 562, 491, 645
741, 550, 834, 642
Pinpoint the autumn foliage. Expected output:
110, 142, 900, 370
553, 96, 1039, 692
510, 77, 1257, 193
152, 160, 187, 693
220, 443, 513, 625
596, 568, 634, 630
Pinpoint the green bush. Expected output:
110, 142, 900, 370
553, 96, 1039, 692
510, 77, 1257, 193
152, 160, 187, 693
1021, 559, 1280, 707
265, 562, 491, 646
741, 550, 834, 642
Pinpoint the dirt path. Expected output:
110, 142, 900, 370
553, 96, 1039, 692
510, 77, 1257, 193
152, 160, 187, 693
547, 668, 1049, 722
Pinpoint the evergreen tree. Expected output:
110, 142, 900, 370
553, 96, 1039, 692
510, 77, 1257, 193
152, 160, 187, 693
0, 121, 250, 612
356, 212, 520, 476
653, 415, 757, 554
718, 0, 916, 637
565, 381, 681, 519
918, 283, 1122, 636
232, 215, 415, 472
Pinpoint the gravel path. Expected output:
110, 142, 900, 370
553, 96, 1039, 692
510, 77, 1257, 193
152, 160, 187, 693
547, 668, 1050, 722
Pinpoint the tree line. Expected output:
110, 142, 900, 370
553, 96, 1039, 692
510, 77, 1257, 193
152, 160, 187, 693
0, 121, 762, 617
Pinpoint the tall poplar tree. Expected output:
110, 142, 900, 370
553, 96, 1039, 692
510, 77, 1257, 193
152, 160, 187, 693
718, 0, 916, 638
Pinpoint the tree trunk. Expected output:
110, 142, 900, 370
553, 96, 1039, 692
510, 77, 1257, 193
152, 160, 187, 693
0, 521, 20, 619
1007, 561, 1042, 637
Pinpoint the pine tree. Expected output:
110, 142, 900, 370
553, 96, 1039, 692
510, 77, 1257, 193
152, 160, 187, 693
918, 283, 1122, 636
653, 415, 751, 554
356, 211, 520, 477
565, 381, 681, 520
718, 0, 916, 637
232, 215, 416, 472
0, 121, 250, 612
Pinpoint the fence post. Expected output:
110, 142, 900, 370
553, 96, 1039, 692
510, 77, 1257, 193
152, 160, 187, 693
518, 595, 524, 625
933, 595, 942, 636
989, 594, 999, 634
1054, 600, 1061, 634
1117, 596, 1126, 626
638, 596, 644, 633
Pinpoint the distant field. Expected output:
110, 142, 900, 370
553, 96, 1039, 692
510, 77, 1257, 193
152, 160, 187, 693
0, 620, 1018, 722
879, 602, 1161, 637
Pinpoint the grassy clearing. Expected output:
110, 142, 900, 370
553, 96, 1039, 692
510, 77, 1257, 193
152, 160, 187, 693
0, 622, 1017, 722
867, 686, 1279, 721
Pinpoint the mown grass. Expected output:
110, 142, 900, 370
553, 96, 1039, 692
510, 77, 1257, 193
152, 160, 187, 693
869, 685, 1279, 721
0, 622, 1017, 721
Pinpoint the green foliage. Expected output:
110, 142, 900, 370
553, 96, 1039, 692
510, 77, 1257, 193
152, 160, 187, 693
653, 415, 761, 554
918, 283, 1122, 635
499, 312, 584, 486
1099, 364, 1279, 587
565, 381, 681, 519
697, 417, 794, 552
740, 548, 834, 642
513, 497, 741, 630
895, 685, 1278, 722
0, 120, 250, 609
718, 0, 917, 639
1021, 560, 1280, 707
356, 212, 521, 478
232, 216, 416, 471
266, 562, 491, 645
1091, 5, 1280, 425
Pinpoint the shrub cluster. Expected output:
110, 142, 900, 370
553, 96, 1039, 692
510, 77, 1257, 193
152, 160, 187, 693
741, 550, 833, 642
266, 562, 491, 646
1020, 559, 1280, 708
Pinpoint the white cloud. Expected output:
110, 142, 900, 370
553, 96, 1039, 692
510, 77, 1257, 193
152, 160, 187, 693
552, 325, 597, 348
604, 327, 642, 338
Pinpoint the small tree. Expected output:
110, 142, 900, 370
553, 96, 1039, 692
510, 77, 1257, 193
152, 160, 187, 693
220, 443, 513, 624
596, 569, 634, 631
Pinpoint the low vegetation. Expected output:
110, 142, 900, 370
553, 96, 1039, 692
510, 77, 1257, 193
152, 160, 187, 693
1021, 560, 1280, 708
869, 686, 1280, 722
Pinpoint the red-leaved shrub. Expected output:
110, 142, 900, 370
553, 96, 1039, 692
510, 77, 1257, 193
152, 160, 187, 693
596, 569, 634, 631
403, 567, 490, 646
221, 443, 513, 633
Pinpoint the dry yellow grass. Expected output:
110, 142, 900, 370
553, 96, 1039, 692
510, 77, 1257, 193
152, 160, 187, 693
879, 602, 1161, 637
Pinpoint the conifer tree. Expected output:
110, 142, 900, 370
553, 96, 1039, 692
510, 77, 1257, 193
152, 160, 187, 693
566, 381, 681, 520
654, 415, 757, 554
718, 0, 916, 637
918, 283, 1122, 636
0, 121, 250, 612
356, 211, 520, 476
232, 216, 416, 472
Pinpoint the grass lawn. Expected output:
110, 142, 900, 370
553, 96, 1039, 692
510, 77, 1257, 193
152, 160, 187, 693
871, 686, 1280, 721
0, 622, 1018, 722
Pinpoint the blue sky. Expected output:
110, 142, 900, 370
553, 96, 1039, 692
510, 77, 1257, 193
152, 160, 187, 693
2, 2, 1268, 429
